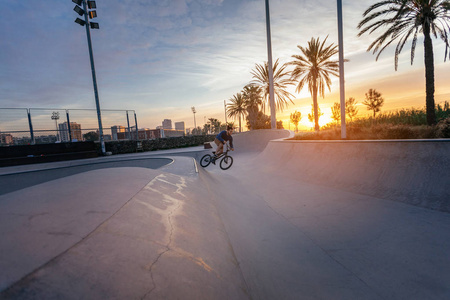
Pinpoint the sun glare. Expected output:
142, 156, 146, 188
283, 106, 336, 131
319, 113, 333, 127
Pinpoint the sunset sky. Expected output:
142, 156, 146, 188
1, 0, 449, 132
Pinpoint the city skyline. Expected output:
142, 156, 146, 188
1, 1, 449, 131
0, 115, 189, 146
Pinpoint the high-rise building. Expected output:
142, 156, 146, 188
0, 133, 13, 145
111, 125, 126, 140
162, 119, 172, 130
59, 122, 82, 142
175, 121, 185, 133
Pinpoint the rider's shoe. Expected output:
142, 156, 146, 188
212, 158, 216, 165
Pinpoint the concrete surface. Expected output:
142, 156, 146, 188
257, 138, 450, 212
1, 131, 450, 299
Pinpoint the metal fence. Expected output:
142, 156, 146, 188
0, 108, 138, 146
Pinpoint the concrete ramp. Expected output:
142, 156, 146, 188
232, 129, 293, 153
2, 131, 450, 299
257, 139, 450, 212
206, 132, 450, 299
1, 164, 249, 299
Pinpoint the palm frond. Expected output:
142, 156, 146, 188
358, 0, 450, 69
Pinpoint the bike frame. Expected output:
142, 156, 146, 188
199, 141, 233, 170
214, 142, 230, 159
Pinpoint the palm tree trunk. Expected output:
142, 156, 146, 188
239, 114, 242, 133
313, 82, 319, 131
423, 22, 437, 125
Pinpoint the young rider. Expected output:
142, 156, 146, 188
213, 125, 234, 163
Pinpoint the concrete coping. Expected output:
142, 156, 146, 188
0, 156, 174, 176
277, 138, 450, 144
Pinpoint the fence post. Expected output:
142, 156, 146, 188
27, 109, 35, 145
134, 111, 139, 141
66, 110, 72, 142
126, 112, 131, 140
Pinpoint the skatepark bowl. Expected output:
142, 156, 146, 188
1, 129, 449, 299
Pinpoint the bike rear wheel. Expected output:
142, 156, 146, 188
220, 155, 233, 170
200, 154, 212, 167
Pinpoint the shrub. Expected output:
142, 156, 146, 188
436, 117, 450, 138
291, 102, 450, 140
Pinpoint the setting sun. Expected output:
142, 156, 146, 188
281, 102, 337, 131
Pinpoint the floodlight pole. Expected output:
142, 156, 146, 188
265, 0, 276, 129
51, 111, 60, 141
191, 107, 197, 133
224, 100, 227, 125
337, 0, 347, 139
82, 0, 105, 154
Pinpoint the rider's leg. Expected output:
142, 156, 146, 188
214, 138, 224, 156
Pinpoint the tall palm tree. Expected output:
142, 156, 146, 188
242, 84, 263, 130
289, 36, 340, 131
357, 0, 450, 126
227, 93, 246, 132
251, 58, 295, 113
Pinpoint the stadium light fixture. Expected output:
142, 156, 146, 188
73, 5, 85, 16
72, 0, 82, 5
75, 18, 86, 26
90, 22, 99, 29
87, 1, 97, 9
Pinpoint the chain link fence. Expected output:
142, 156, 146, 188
0, 108, 137, 146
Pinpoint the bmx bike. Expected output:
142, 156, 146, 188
199, 143, 233, 170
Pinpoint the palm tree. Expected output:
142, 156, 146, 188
289, 36, 340, 131
357, 0, 450, 126
227, 93, 246, 132
203, 123, 211, 135
242, 84, 263, 130
208, 118, 222, 134
251, 58, 295, 113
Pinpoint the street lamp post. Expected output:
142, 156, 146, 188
337, 0, 347, 139
72, 0, 106, 154
265, 0, 276, 129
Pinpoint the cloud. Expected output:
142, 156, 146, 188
1, 0, 449, 131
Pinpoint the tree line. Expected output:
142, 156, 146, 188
226, 0, 450, 132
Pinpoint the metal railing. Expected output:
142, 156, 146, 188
0, 108, 138, 146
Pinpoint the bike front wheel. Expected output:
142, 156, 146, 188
200, 154, 212, 167
220, 155, 233, 170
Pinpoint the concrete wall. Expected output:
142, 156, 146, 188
232, 129, 293, 153
257, 139, 450, 212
